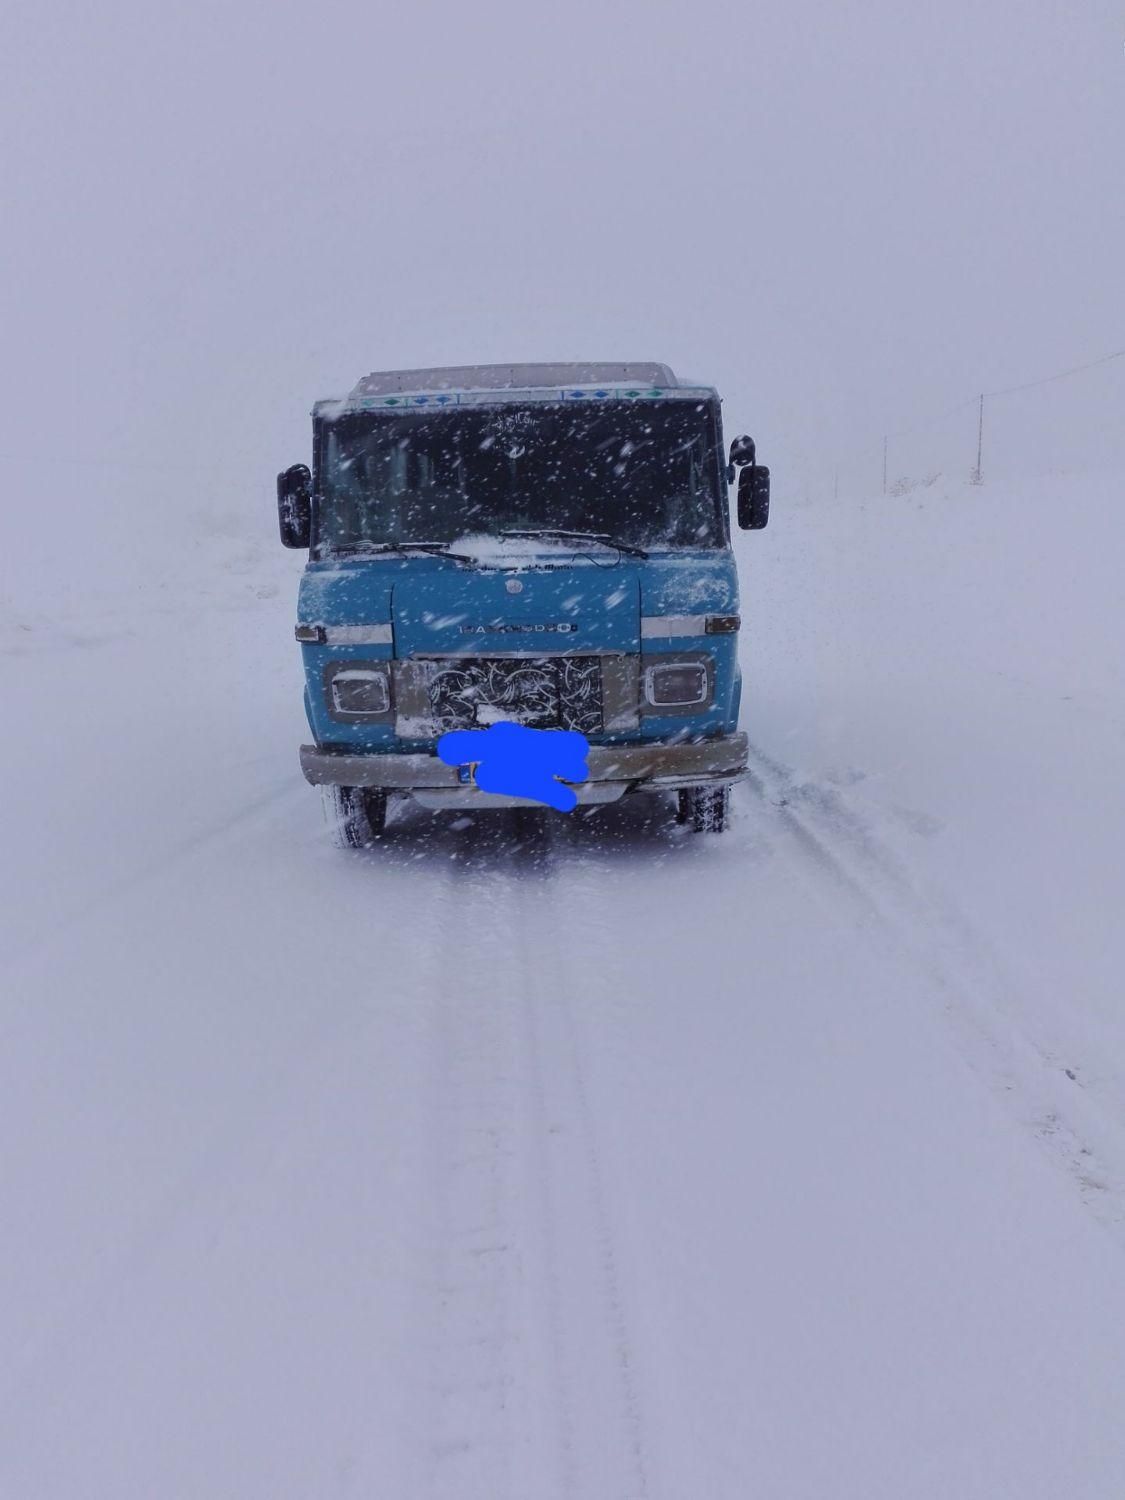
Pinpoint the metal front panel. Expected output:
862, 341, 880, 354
299, 733, 749, 789
390, 567, 641, 659
392, 659, 437, 738
392, 653, 627, 737
601, 654, 641, 731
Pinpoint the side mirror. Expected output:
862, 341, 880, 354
729, 434, 756, 469
737, 464, 770, 530
277, 464, 312, 549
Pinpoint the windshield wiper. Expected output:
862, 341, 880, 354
329, 541, 479, 565
499, 528, 649, 559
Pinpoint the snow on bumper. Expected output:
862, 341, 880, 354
299, 732, 748, 808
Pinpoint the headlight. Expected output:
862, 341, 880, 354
325, 662, 392, 719
643, 658, 712, 709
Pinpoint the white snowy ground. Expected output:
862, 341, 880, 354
2, 470, 1124, 1498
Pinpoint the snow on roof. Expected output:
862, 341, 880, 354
349, 363, 679, 398
314, 362, 716, 416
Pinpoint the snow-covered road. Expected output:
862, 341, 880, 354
3, 472, 1125, 1497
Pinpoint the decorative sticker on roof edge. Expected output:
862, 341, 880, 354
315, 385, 715, 416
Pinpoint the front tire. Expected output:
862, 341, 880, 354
321, 785, 388, 847
677, 784, 732, 833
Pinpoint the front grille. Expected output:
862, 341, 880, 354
429, 655, 603, 734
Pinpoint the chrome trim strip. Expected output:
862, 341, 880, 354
300, 733, 749, 789
319, 623, 393, 646
640, 615, 709, 637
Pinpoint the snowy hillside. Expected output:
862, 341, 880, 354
2, 468, 1124, 1497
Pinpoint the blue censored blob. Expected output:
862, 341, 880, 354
437, 722, 590, 812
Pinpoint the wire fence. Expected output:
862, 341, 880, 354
833, 343, 1125, 499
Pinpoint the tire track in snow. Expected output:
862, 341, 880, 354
509, 907, 581, 1500
510, 816, 653, 1500
406, 809, 654, 1499
744, 743, 1125, 1246
418, 819, 526, 1500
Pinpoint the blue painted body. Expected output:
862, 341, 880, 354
297, 548, 742, 752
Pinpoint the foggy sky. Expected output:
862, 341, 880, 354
4, 0, 1123, 534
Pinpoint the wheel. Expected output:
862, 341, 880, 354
677, 784, 732, 833
321, 785, 388, 847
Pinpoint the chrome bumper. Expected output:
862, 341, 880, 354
299, 733, 748, 809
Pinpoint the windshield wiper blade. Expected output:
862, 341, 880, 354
330, 541, 479, 564
499, 528, 649, 559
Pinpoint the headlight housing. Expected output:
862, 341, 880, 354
324, 662, 393, 720
641, 654, 713, 711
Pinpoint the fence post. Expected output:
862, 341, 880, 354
972, 393, 984, 484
